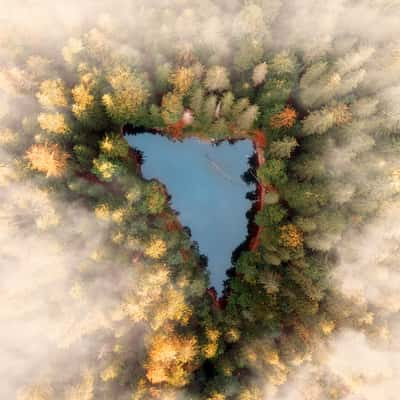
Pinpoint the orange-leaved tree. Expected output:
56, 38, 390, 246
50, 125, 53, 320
269, 106, 297, 129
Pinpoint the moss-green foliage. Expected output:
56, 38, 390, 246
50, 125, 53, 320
91, 155, 127, 182
100, 133, 129, 158
161, 92, 184, 125
255, 204, 287, 227
73, 144, 96, 169
268, 136, 298, 159
257, 159, 288, 187
143, 181, 167, 215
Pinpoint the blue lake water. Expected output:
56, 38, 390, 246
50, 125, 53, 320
125, 133, 255, 294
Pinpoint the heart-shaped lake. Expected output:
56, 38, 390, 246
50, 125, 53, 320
125, 133, 255, 294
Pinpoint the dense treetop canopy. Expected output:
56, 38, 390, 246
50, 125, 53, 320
2, 1, 400, 399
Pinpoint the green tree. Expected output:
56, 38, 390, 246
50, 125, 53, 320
204, 66, 230, 92
235, 252, 260, 284
154, 63, 172, 94
234, 38, 264, 72
102, 65, 149, 124
36, 79, 68, 109
189, 87, 205, 117
91, 155, 127, 182
257, 159, 288, 187
291, 157, 326, 181
220, 91, 235, 119
231, 98, 250, 117
269, 137, 298, 159
161, 92, 184, 125
148, 104, 165, 127
282, 182, 328, 216
202, 95, 218, 127
255, 204, 287, 227
236, 105, 259, 131
99, 133, 129, 158
269, 52, 297, 77
73, 144, 95, 169
210, 119, 231, 139
144, 182, 167, 215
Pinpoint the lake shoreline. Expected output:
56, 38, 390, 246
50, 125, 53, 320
121, 122, 268, 307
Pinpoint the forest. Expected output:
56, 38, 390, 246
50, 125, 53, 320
2, 1, 400, 399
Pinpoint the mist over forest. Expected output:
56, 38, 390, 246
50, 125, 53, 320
2, 1, 400, 399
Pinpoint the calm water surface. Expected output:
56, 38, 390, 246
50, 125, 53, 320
126, 133, 255, 294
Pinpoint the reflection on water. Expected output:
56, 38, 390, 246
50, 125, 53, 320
125, 133, 255, 294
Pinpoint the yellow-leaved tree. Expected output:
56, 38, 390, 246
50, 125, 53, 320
202, 327, 221, 359
118, 263, 193, 329
102, 65, 149, 124
99, 132, 129, 158
144, 237, 167, 259
71, 70, 106, 128
38, 112, 70, 135
302, 103, 352, 135
72, 81, 94, 119
169, 67, 195, 95
36, 79, 68, 108
280, 224, 303, 248
152, 287, 193, 329
25, 143, 69, 177
145, 332, 198, 387
161, 92, 184, 125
